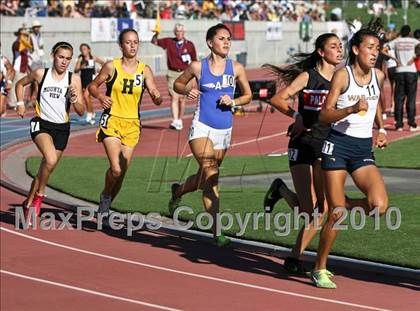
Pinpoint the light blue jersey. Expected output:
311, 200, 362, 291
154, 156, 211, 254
193, 58, 236, 129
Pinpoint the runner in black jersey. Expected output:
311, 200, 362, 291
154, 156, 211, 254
15, 42, 84, 225
262, 33, 343, 274
74, 43, 104, 124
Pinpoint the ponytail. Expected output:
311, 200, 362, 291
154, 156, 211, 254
263, 33, 338, 85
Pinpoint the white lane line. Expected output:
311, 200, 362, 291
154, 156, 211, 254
1, 270, 182, 311
0, 126, 29, 134
231, 131, 288, 148
185, 131, 288, 157
0, 227, 391, 311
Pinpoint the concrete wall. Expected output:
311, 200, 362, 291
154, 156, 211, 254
0, 17, 349, 74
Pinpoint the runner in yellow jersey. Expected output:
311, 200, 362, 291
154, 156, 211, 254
89, 29, 162, 222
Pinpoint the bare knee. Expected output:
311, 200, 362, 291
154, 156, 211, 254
370, 197, 389, 216
44, 155, 59, 172
201, 162, 219, 190
327, 206, 345, 223
110, 166, 123, 179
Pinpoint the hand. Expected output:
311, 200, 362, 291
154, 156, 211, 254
376, 132, 387, 149
16, 104, 25, 118
352, 98, 368, 115
98, 94, 112, 109
219, 94, 234, 107
407, 57, 415, 66
186, 88, 200, 100
67, 85, 78, 104
289, 114, 310, 140
151, 89, 162, 106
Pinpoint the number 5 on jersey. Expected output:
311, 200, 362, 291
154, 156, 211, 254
30, 121, 40, 133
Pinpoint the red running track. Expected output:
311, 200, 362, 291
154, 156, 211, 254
1, 187, 420, 311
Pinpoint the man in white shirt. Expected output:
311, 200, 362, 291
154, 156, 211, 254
385, 25, 419, 131
30, 20, 45, 70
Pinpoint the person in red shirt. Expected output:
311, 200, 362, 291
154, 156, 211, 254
414, 43, 420, 75
152, 23, 197, 130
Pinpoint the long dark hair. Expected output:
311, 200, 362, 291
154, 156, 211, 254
348, 17, 382, 65
263, 33, 338, 85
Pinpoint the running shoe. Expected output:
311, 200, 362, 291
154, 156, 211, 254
22, 200, 33, 227
168, 183, 181, 216
263, 178, 285, 213
32, 193, 44, 216
284, 257, 310, 275
214, 233, 231, 247
95, 193, 112, 224
311, 269, 337, 289
97, 193, 112, 214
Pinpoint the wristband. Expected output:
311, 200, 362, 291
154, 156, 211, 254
16, 101, 25, 107
231, 100, 237, 112
7, 79, 13, 85
378, 128, 387, 135
292, 111, 300, 119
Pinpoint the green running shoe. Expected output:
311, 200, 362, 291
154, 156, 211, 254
214, 234, 231, 247
311, 269, 337, 289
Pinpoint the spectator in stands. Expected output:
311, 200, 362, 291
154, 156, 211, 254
152, 23, 197, 130
48, 0, 63, 17
0, 1, 17, 16
160, 2, 173, 19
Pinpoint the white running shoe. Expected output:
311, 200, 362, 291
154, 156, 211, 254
85, 112, 92, 123
176, 119, 183, 130
170, 120, 177, 129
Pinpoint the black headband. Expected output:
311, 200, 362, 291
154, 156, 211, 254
53, 43, 73, 54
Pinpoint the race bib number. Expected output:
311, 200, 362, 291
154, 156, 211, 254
134, 74, 143, 87
100, 113, 110, 128
322, 141, 334, 155
30, 121, 40, 133
188, 126, 194, 139
181, 54, 192, 64
222, 74, 235, 87
288, 148, 299, 161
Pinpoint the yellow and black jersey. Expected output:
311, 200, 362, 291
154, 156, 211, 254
105, 58, 146, 119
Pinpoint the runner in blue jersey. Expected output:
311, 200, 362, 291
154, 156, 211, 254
169, 24, 252, 247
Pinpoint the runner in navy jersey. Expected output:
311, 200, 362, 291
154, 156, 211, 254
263, 33, 343, 274
168, 24, 252, 247
312, 21, 388, 289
